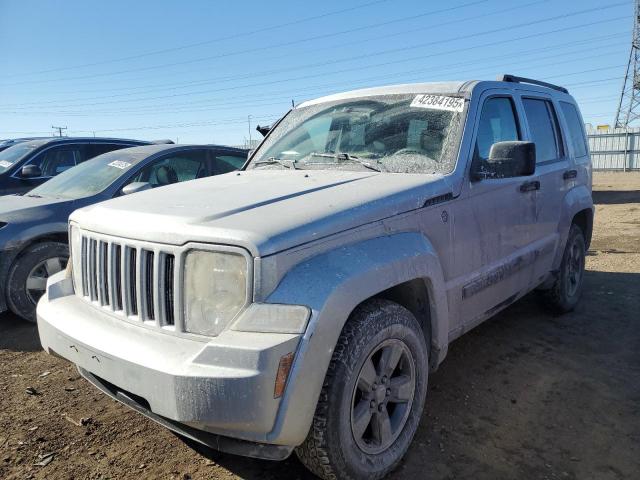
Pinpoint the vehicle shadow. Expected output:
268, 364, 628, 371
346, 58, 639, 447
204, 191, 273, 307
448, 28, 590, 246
0, 312, 41, 352
184, 268, 640, 479
592, 189, 640, 205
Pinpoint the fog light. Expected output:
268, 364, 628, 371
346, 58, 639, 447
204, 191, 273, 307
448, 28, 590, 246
274, 352, 294, 399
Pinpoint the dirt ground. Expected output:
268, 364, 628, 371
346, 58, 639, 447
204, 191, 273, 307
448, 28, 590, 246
1, 172, 638, 480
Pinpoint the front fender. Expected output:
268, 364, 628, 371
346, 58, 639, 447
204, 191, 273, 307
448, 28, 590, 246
264, 231, 449, 446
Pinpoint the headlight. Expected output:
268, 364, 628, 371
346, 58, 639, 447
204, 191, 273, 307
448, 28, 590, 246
183, 250, 249, 336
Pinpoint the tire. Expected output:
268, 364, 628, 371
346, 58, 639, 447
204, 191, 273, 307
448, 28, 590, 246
540, 224, 586, 313
296, 299, 429, 480
6, 242, 69, 323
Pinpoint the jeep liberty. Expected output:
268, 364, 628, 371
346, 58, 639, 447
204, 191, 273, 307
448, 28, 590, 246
37, 75, 593, 480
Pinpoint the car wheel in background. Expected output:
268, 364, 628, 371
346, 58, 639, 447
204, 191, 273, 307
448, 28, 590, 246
7, 242, 68, 323
296, 299, 429, 480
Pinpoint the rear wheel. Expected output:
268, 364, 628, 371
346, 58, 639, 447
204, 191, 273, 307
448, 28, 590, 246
540, 224, 586, 313
296, 299, 429, 480
7, 242, 68, 323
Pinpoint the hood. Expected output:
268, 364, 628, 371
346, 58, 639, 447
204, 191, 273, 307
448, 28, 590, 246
72, 170, 450, 257
0, 194, 72, 224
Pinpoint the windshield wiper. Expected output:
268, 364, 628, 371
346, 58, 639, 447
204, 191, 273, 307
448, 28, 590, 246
309, 152, 383, 172
23, 194, 42, 198
252, 157, 298, 170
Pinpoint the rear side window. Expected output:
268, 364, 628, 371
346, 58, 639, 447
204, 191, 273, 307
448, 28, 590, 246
474, 97, 520, 161
214, 153, 247, 174
126, 150, 208, 188
85, 143, 133, 161
560, 102, 588, 158
522, 98, 564, 163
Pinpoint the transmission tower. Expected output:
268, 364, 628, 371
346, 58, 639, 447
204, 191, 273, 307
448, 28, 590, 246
615, 0, 640, 128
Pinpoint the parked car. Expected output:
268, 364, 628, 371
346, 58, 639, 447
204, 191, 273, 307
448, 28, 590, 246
0, 137, 157, 195
0, 144, 247, 321
38, 76, 593, 480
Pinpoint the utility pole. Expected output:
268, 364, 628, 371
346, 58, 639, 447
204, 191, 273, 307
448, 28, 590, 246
51, 125, 67, 137
615, 0, 640, 127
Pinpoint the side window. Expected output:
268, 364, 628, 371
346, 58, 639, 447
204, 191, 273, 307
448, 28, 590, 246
84, 143, 132, 161
475, 97, 520, 162
27, 146, 80, 177
213, 153, 247, 175
560, 102, 588, 158
125, 150, 207, 188
522, 98, 564, 163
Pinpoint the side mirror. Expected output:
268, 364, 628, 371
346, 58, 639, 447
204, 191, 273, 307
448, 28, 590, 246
20, 165, 42, 178
122, 182, 151, 196
256, 124, 271, 137
473, 141, 536, 180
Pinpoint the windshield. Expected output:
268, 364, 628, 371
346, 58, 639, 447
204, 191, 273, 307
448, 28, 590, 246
247, 93, 465, 174
0, 143, 39, 174
29, 150, 136, 199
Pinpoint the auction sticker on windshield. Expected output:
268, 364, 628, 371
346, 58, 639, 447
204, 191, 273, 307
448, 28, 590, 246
0, 160, 13, 168
108, 160, 132, 169
411, 94, 464, 112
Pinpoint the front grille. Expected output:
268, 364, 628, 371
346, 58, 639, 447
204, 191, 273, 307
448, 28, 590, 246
76, 233, 177, 329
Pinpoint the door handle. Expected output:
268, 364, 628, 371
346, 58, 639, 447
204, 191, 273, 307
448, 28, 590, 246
519, 180, 540, 192
563, 169, 578, 180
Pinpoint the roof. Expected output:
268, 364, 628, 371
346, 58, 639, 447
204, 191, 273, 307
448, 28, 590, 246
299, 82, 472, 107
12, 136, 151, 150
297, 77, 573, 108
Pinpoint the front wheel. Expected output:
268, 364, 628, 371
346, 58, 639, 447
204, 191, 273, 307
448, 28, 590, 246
6, 242, 68, 322
539, 224, 586, 313
296, 299, 429, 480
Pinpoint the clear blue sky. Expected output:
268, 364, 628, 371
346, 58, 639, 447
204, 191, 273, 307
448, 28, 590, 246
0, 0, 633, 144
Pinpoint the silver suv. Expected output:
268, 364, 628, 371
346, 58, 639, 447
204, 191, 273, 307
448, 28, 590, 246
37, 75, 593, 480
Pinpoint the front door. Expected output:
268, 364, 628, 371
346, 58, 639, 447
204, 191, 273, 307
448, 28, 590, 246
450, 93, 538, 332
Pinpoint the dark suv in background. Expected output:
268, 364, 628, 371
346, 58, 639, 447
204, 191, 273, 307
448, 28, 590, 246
0, 137, 161, 195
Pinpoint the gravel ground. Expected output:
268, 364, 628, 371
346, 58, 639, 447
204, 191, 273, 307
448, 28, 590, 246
1, 172, 638, 480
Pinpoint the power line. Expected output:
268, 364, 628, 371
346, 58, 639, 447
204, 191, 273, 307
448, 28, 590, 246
0, 0, 490, 87
6, 30, 624, 113
4, 0, 534, 102
1, 13, 627, 112
2, 0, 394, 78
4, 42, 627, 117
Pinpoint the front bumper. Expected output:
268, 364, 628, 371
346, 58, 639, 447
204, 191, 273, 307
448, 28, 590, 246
37, 274, 301, 458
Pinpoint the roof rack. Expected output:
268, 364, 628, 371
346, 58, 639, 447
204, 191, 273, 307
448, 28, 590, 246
497, 74, 568, 94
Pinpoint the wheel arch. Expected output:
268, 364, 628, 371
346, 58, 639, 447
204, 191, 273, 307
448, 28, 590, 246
265, 232, 449, 446
552, 185, 594, 270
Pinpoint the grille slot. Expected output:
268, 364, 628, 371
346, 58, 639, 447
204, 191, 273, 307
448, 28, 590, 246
88, 239, 98, 302
128, 248, 138, 316
113, 245, 122, 311
98, 241, 109, 306
81, 237, 88, 297
144, 250, 155, 321
164, 254, 175, 326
